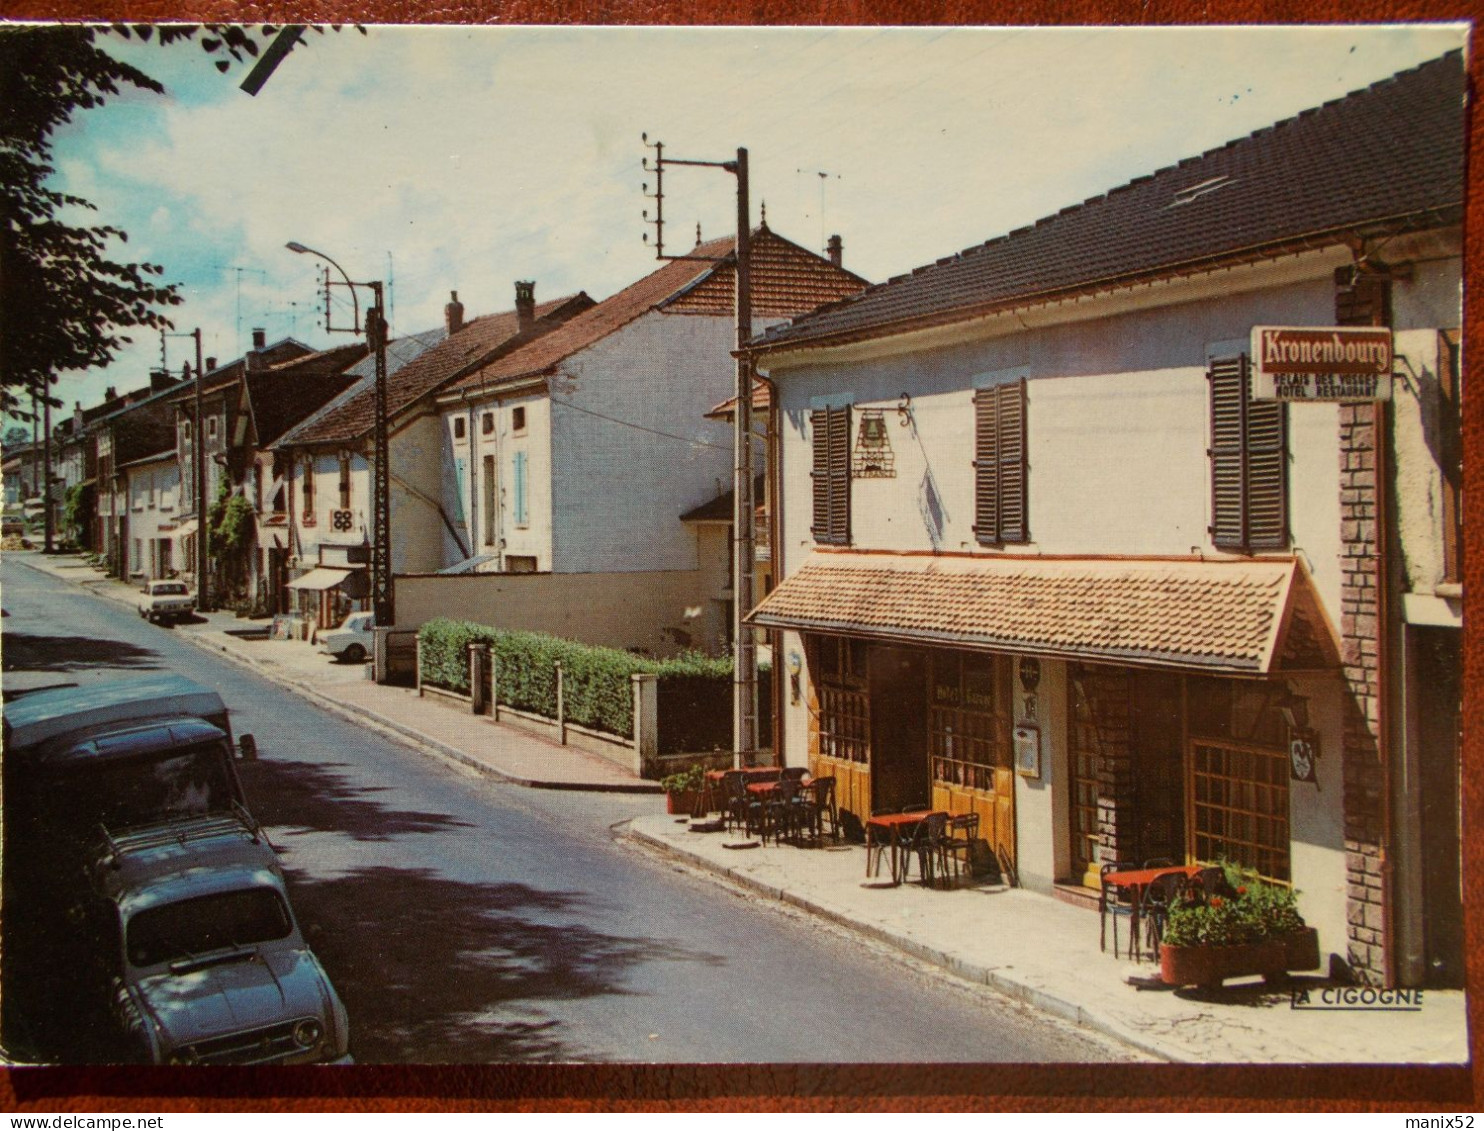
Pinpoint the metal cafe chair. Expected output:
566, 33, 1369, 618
942, 812, 980, 883
902, 811, 950, 887
1099, 862, 1139, 959
1139, 869, 1190, 960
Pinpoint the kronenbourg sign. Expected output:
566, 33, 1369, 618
1251, 325, 1393, 402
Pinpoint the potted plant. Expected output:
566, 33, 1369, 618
659, 763, 708, 817
1159, 865, 1320, 989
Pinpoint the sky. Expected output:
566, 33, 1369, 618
15, 22, 1469, 427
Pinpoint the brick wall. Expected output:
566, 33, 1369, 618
1336, 270, 1391, 985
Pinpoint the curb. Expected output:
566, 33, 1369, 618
624, 822, 1188, 1064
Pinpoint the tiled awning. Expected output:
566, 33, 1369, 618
748, 551, 1339, 675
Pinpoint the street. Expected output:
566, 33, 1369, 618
1, 555, 1126, 1064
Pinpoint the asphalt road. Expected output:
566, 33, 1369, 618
1, 555, 1128, 1064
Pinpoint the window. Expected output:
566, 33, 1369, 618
1209, 354, 1288, 551
512, 450, 529, 527
973, 379, 1028, 544
505, 554, 537, 573
482, 412, 495, 436
482, 455, 497, 545
207, 416, 217, 441
338, 453, 351, 510
453, 417, 466, 440
929, 651, 1012, 793
810, 404, 851, 545
512, 406, 527, 433
302, 459, 315, 522
814, 637, 869, 764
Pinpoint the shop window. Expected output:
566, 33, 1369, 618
929, 651, 1012, 793
1209, 355, 1288, 551
810, 404, 851, 545
973, 379, 1028, 544
1186, 677, 1291, 882
814, 637, 868, 764
505, 555, 537, 573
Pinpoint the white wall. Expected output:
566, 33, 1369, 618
549, 311, 736, 574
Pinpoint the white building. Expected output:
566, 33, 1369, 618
120, 449, 181, 581
748, 54, 1463, 988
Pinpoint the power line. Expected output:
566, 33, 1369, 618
550, 394, 732, 451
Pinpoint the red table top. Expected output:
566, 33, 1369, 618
706, 767, 783, 782
747, 777, 811, 794
1102, 863, 1203, 889
866, 809, 945, 830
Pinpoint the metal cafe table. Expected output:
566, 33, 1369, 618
865, 809, 948, 886
1099, 863, 1203, 961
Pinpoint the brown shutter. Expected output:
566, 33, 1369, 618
827, 404, 851, 544
811, 408, 830, 541
1246, 394, 1288, 549
973, 389, 999, 544
1208, 356, 1248, 549
811, 405, 851, 545
997, 379, 1027, 543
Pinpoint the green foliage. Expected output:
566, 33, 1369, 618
417, 618, 734, 741
659, 764, 707, 795
61, 482, 89, 543
1161, 866, 1305, 948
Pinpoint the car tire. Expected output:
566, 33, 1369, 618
343, 644, 366, 665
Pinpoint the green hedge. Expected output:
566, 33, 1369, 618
418, 618, 733, 741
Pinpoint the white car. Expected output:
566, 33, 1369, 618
137, 580, 195, 625
86, 813, 352, 1066
316, 611, 375, 664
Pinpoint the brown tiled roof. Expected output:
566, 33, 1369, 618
756, 51, 1464, 352
246, 342, 369, 445
748, 551, 1339, 674
705, 380, 770, 421
450, 228, 868, 393
284, 294, 593, 446
162, 339, 313, 405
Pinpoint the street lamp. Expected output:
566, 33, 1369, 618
285, 241, 393, 628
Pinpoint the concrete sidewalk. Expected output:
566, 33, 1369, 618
626, 814, 1469, 1065
12, 549, 1470, 1065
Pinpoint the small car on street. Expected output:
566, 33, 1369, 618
85, 812, 351, 1065
316, 611, 375, 664
137, 580, 196, 625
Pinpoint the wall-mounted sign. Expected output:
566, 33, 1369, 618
1251, 326, 1393, 402
1018, 657, 1041, 692
1289, 729, 1320, 783
1013, 723, 1042, 779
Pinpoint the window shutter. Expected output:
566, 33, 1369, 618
975, 381, 1028, 544
811, 409, 831, 541
997, 379, 1027, 543
827, 404, 851, 544
1245, 397, 1287, 549
811, 405, 851, 545
974, 390, 999, 544
1208, 356, 1248, 549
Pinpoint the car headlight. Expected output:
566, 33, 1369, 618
293, 1019, 324, 1048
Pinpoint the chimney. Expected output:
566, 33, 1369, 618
827, 234, 843, 268
515, 281, 535, 331
205, 357, 217, 372
445, 290, 465, 335
104, 386, 117, 402
150, 368, 175, 392
251, 327, 266, 350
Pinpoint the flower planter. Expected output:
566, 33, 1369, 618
1160, 927, 1320, 989
666, 789, 703, 816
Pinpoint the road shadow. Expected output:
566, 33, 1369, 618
237, 757, 478, 842
0, 632, 163, 672
289, 864, 725, 1063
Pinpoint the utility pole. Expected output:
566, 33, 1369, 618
42, 381, 53, 553
642, 137, 757, 765
286, 242, 393, 627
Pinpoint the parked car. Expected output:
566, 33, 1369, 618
316, 611, 376, 664
137, 580, 195, 625
84, 812, 351, 1065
